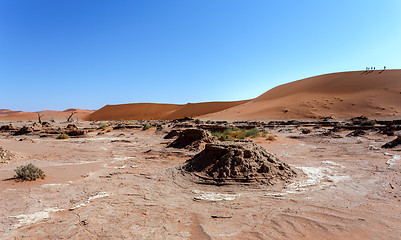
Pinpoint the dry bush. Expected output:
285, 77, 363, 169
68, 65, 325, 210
14, 163, 46, 181
57, 133, 70, 139
266, 134, 277, 141
213, 128, 262, 141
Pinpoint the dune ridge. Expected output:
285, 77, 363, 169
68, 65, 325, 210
201, 70, 401, 120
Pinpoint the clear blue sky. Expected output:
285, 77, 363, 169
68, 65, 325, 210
1, 0, 401, 111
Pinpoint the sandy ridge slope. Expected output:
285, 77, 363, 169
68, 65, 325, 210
201, 70, 401, 120
89, 100, 250, 121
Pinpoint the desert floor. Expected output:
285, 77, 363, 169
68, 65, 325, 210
1, 121, 400, 240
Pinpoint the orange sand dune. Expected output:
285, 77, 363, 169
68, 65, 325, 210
89, 100, 249, 121
202, 70, 401, 120
89, 103, 181, 121
0, 109, 93, 121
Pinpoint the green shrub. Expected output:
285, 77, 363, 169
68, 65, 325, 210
222, 128, 233, 136
14, 163, 46, 181
245, 128, 260, 138
57, 133, 70, 139
97, 125, 108, 130
361, 120, 376, 126
211, 132, 222, 138
142, 125, 152, 131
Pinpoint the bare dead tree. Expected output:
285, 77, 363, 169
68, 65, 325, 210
67, 112, 76, 122
37, 113, 43, 124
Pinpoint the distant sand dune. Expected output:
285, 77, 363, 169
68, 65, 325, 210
0, 109, 93, 121
88, 101, 249, 121
2, 70, 400, 121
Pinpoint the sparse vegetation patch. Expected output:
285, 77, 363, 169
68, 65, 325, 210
97, 124, 109, 130
212, 128, 266, 141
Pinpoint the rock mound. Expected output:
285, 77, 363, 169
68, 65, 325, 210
164, 129, 182, 139
14, 126, 33, 135
0, 124, 16, 131
64, 124, 86, 136
167, 129, 215, 150
183, 140, 296, 184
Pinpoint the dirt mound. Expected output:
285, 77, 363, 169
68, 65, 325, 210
183, 140, 297, 184
0, 146, 15, 163
167, 129, 215, 150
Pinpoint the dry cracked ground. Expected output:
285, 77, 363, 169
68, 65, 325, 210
0, 121, 401, 239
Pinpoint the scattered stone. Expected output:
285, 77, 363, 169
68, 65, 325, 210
66, 124, 78, 130
0, 146, 14, 163
331, 126, 342, 132
183, 140, 297, 184
211, 216, 232, 219
301, 129, 311, 134
382, 136, 401, 149
346, 129, 366, 137
111, 140, 131, 143
168, 129, 215, 151
379, 125, 396, 136
31, 122, 42, 131
41, 122, 51, 127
